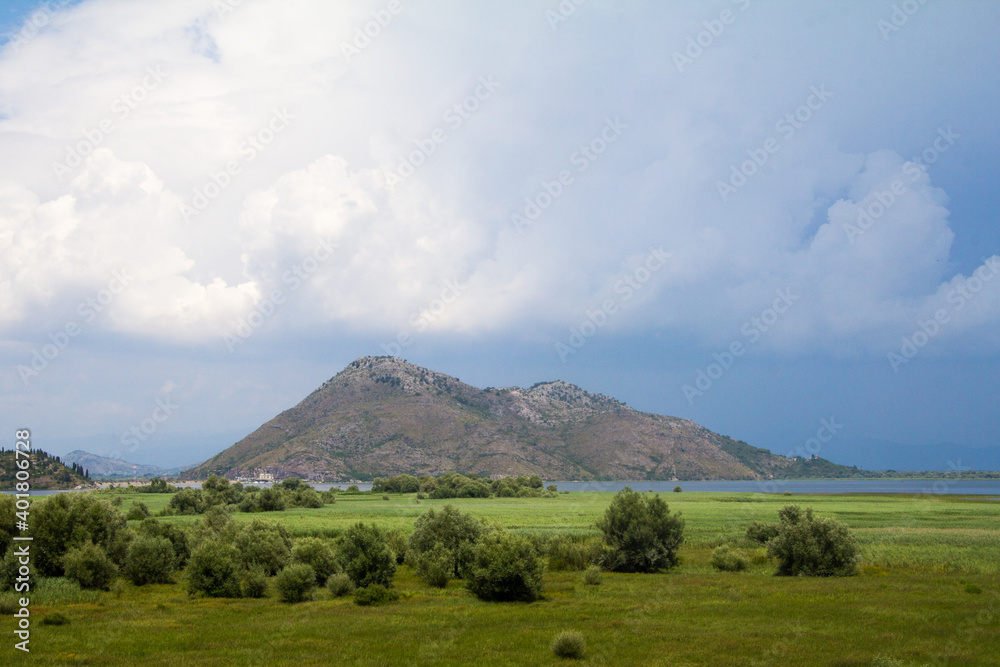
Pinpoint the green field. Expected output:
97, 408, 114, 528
8, 491, 1000, 666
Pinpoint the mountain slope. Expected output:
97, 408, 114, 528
62, 450, 168, 479
0, 449, 94, 490
187, 356, 840, 482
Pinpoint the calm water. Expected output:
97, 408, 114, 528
9, 480, 999, 496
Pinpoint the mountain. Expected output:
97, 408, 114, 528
0, 449, 94, 490
61, 450, 170, 479
187, 356, 859, 482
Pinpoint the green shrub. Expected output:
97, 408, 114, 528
746, 521, 780, 545
710, 545, 749, 572
275, 563, 316, 603
241, 565, 268, 598
326, 572, 355, 597
126, 501, 150, 521
41, 612, 70, 626
596, 487, 684, 573
201, 505, 232, 533
466, 530, 544, 602
353, 584, 399, 606
385, 529, 408, 565
169, 487, 205, 515
582, 565, 602, 585
546, 535, 603, 571
408, 505, 487, 578
0, 548, 33, 592
749, 547, 771, 565
63, 542, 118, 590
768, 506, 858, 577
227, 520, 292, 575
291, 538, 339, 585
123, 535, 175, 585
551, 631, 585, 659
673, 486, 683, 493
138, 518, 190, 567
186, 541, 242, 598
965, 583, 982, 594
547, 484, 558, 492
414, 542, 454, 588
33, 494, 130, 576
339, 523, 396, 588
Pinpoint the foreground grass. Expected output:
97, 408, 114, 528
12, 490, 998, 665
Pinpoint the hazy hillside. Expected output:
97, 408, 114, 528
0, 449, 94, 490
186, 356, 853, 482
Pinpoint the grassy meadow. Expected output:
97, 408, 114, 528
8, 490, 999, 666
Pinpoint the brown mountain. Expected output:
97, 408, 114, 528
186, 356, 833, 482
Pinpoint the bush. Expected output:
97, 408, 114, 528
257, 488, 286, 512
964, 582, 982, 594
551, 631, 586, 659
385, 529, 408, 565
137, 518, 190, 567
241, 565, 268, 598
123, 535, 175, 585
710, 545, 749, 572
33, 494, 130, 576
353, 584, 399, 606
326, 572, 355, 597
545, 535, 603, 571
42, 612, 70, 626
291, 538, 339, 585
339, 523, 396, 588
288, 488, 324, 509
63, 542, 118, 590
408, 505, 487, 578
746, 521, 780, 545
466, 530, 544, 602
596, 487, 684, 573
582, 565, 602, 585
275, 563, 316, 603
768, 505, 859, 577
126, 501, 150, 521
169, 487, 205, 515
201, 505, 232, 533
227, 520, 292, 575
186, 541, 242, 598
673, 486, 683, 493
414, 542, 454, 588
0, 548, 33, 592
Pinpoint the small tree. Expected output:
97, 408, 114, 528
126, 501, 150, 521
768, 506, 858, 577
326, 572, 355, 597
339, 523, 396, 588
408, 505, 487, 578
123, 535, 176, 585
186, 541, 241, 598
275, 563, 316, 603
596, 487, 684, 573
413, 542, 454, 588
227, 520, 292, 575
466, 530, 544, 602
63, 542, 118, 590
169, 487, 205, 515
241, 565, 268, 598
291, 538, 339, 585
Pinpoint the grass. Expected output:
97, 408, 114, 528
13, 490, 999, 665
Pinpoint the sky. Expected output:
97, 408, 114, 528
1, 0, 998, 471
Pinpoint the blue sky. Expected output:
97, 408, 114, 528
1, 1, 998, 471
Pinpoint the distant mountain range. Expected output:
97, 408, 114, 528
184, 356, 863, 482
61, 450, 199, 479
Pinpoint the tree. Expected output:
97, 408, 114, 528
291, 538, 339, 585
123, 535, 176, 585
338, 523, 396, 588
226, 519, 292, 575
767, 506, 858, 577
186, 541, 241, 598
595, 487, 684, 573
63, 542, 118, 590
33, 494, 130, 576
275, 563, 316, 603
408, 505, 487, 578
169, 487, 205, 515
465, 530, 544, 602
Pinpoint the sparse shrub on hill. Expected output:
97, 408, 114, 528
768, 505, 858, 577
710, 545, 749, 572
291, 538, 339, 585
186, 541, 242, 598
408, 505, 488, 578
338, 522, 396, 588
63, 542, 118, 590
466, 530, 544, 602
596, 487, 684, 573
123, 535, 176, 585
275, 563, 316, 603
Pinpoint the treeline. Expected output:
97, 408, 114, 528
0, 449, 91, 488
372, 472, 557, 498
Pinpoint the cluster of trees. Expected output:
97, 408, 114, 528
372, 472, 557, 499
163, 476, 330, 516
